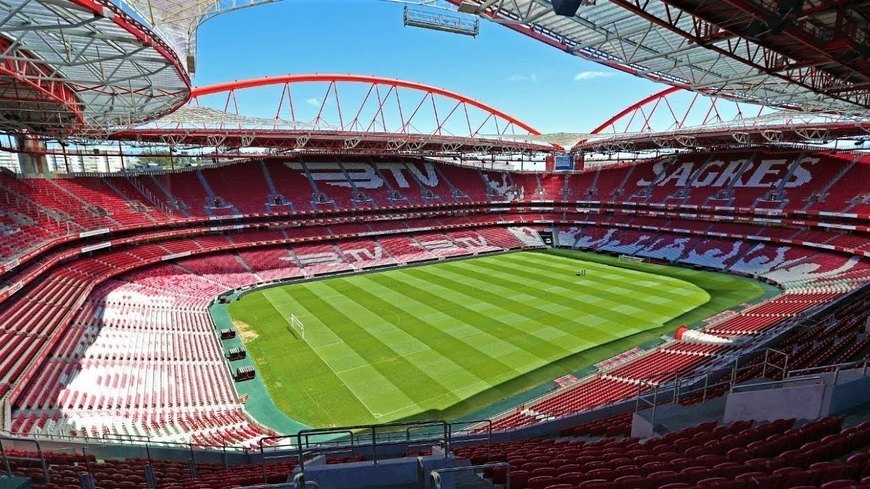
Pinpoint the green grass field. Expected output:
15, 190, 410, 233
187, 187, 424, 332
228, 250, 766, 428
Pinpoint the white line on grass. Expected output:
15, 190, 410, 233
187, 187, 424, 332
262, 291, 376, 419
373, 392, 455, 420
297, 339, 379, 420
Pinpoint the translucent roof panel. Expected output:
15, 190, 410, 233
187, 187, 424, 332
451, 0, 869, 115
115, 0, 280, 73
0, 0, 191, 134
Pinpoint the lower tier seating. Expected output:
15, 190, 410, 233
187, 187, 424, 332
456, 417, 870, 489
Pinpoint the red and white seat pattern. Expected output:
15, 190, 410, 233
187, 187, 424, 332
11, 274, 271, 447
236, 246, 304, 283
291, 243, 353, 276
0, 152, 867, 267
0, 150, 866, 447
337, 239, 397, 268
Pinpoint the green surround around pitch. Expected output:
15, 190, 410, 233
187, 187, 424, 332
220, 249, 769, 429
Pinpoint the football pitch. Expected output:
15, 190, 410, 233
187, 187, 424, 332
228, 249, 765, 427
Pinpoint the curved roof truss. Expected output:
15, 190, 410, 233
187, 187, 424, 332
578, 87, 870, 152
0, 0, 191, 134
107, 74, 557, 155
114, 0, 280, 73
449, 0, 869, 115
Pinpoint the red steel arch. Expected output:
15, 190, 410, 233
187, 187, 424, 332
575, 87, 868, 152
191, 74, 541, 136
588, 86, 682, 137
111, 73, 556, 154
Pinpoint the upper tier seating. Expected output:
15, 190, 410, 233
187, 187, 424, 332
0, 153, 866, 266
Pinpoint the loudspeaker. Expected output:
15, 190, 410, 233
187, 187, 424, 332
552, 0, 583, 16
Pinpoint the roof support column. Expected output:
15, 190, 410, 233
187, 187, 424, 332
15, 134, 47, 175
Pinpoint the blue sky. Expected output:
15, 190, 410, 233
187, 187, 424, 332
194, 0, 664, 134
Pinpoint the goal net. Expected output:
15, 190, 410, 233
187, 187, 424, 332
290, 314, 305, 340
618, 255, 644, 264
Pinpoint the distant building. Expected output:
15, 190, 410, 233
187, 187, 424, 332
0, 151, 17, 173
45, 152, 124, 173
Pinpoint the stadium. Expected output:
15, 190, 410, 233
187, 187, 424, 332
0, 0, 868, 488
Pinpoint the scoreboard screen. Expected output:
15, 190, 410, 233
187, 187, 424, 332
554, 155, 574, 171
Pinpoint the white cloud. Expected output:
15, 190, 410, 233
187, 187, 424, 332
507, 73, 538, 82
305, 97, 321, 107
574, 71, 614, 81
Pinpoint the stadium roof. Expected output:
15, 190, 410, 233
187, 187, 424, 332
450, 0, 869, 115
0, 0, 191, 135
114, 0, 279, 73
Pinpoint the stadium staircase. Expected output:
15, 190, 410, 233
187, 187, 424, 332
672, 153, 716, 203
296, 160, 339, 211
767, 153, 808, 210
147, 174, 189, 217
801, 156, 858, 211
99, 177, 160, 224
44, 179, 122, 228
336, 161, 376, 208
259, 160, 294, 213
696, 154, 745, 207
119, 175, 174, 218
373, 161, 411, 206
432, 162, 471, 202
194, 170, 225, 217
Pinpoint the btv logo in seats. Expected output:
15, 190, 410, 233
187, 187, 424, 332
285, 162, 439, 189
342, 245, 385, 263
412, 239, 459, 252
452, 236, 488, 248
635, 157, 819, 188
293, 252, 344, 266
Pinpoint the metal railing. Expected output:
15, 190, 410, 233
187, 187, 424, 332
1, 436, 50, 484
730, 375, 825, 393
760, 348, 788, 380
446, 419, 493, 462
630, 348, 792, 424
787, 358, 870, 379
258, 419, 452, 484
429, 462, 511, 489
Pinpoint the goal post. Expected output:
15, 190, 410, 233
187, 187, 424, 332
618, 254, 644, 264
290, 314, 305, 340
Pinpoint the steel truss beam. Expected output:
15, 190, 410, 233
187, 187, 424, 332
576, 86, 870, 152
449, 0, 868, 114
0, 0, 190, 134
105, 74, 557, 155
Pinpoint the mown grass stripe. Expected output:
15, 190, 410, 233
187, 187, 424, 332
275, 284, 420, 415
237, 291, 378, 424
329, 276, 500, 397
408, 264, 615, 342
317, 279, 483, 405
356, 273, 530, 381
456, 257, 697, 328
288, 283, 455, 414
375, 270, 569, 363
496, 251, 709, 303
